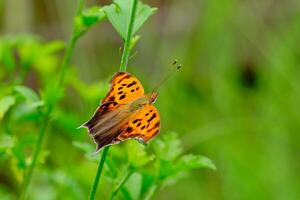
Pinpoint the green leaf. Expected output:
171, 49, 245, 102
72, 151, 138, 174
140, 173, 155, 198
12, 86, 43, 121
152, 132, 183, 161
0, 96, 15, 120
125, 172, 142, 199
0, 39, 16, 71
14, 85, 40, 102
43, 40, 65, 54
175, 154, 216, 172
72, 141, 94, 153
72, 141, 99, 162
41, 85, 64, 107
0, 134, 15, 150
157, 159, 174, 180
66, 72, 106, 102
11, 102, 44, 121
125, 140, 154, 168
75, 6, 106, 35
53, 109, 81, 136
103, 0, 157, 39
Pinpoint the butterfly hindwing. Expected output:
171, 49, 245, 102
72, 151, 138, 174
117, 105, 160, 143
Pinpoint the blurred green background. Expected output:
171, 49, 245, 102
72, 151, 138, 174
1, 0, 300, 199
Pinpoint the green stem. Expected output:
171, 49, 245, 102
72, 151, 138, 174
119, 0, 138, 71
20, 108, 51, 200
88, 147, 110, 200
88, 0, 139, 198
20, 0, 86, 199
110, 169, 134, 200
57, 0, 86, 86
144, 181, 162, 200
57, 33, 79, 86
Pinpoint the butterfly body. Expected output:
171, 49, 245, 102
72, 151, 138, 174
81, 72, 160, 152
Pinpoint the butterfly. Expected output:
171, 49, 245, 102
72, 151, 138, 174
80, 72, 160, 152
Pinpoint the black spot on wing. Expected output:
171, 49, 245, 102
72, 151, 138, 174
137, 123, 142, 127
108, 96, 115, 101
141, 125, 146, 130
119, 94, 126, 100
99, 101, 117, 112
133, 119, 139, 124
117, 91, 123, 95
147, 113, 157, 122
127, 81, 137, 88
125, 127, 133, 133
118, 87, 123, 90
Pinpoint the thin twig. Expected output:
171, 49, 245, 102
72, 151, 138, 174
120, 0, 138, 71
88, 147, 110, 200
109, 169, 134, 200
88, 0, 139, 198
20, 0, 86, 199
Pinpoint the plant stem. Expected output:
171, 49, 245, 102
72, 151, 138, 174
109, 169, 134, 200
88, 147, 110, 200
144, 181, 162, 200
88, 0, 139, 198
58, 33, 79, 86
58, 0, 86, 86
119, 0, 138, 71
20, 108, 51, 200
20, 0, 86, 199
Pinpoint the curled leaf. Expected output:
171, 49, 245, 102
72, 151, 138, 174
14, 85, 40, 103
0, 96, 15, 121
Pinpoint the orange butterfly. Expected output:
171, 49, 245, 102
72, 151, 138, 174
81, 72, 160, 152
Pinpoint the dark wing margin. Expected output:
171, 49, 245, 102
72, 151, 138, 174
79, 101, 119, 132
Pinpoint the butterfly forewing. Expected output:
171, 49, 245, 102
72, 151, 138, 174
102, 72, 145, 105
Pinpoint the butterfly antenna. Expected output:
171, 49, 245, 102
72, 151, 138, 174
152, 60, 182, 92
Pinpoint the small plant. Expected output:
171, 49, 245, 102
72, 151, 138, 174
0, 0, 215, 199
76, 0, 215, 199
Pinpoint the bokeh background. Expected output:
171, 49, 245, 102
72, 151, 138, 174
1, 0, 300, 199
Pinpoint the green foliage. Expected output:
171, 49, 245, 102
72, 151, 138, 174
14, 86, 40, 103
0, 0, 217, 200
0, 96, 15, 121
75, 6, 106, 37
0, 134, 15, 149
74, 132, 214, 199
73, 131, 215, 200
103, 0, 157, 40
